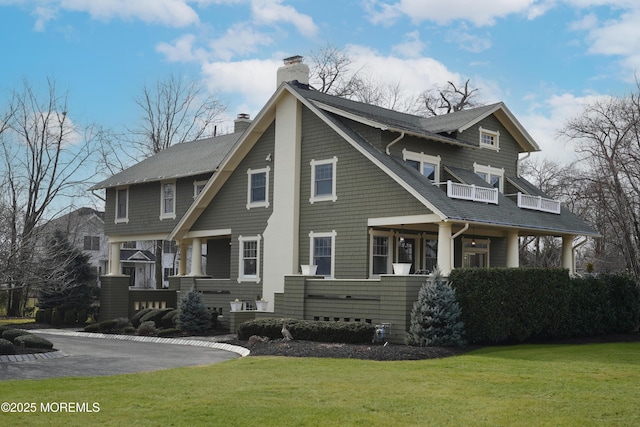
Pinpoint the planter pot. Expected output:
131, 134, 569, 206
392, 263, 412, 275
229, 301, 244, 312
301, 264, 318, 275
255, 300, 268, 311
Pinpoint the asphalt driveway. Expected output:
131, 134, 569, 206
0, 330, 244, 381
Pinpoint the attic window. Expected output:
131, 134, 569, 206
402, 150, 440, 182
479, 127, 499, 151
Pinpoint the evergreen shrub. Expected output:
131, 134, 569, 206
131, 308, 153, 327
14, 334, 54, 349
2, 329, 32, 343
51, 308, 64, 326
136, 321, 157, 336
161, 309, 179, 328
237, 318, 376, 343
140, 308, 174, 325
177, 291, 210, 334
63, 309, 77, 325
0, 338, 15, 355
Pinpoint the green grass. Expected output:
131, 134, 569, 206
2, 342, 639, 426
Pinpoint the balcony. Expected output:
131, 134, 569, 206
446, 180, 498, 204
517, 192, 561, 214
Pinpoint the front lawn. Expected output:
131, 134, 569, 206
2, 342, 639, 426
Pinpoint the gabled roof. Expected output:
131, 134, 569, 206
169, 81, 593, 240
120, 249, 156, 262
90, 132, 242, 190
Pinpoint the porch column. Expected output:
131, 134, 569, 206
506, 231, 520, 268
178, 241, 188, 276
189, 237, 203, 276
562, 235, 575, 275
437, 222, 452, 276
108, 242, 121, 275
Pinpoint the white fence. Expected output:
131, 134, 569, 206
517, 192, 561, 214
446, 180, 499, 204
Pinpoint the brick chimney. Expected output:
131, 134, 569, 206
234, 113, 251, 133
276, 55, 309, 88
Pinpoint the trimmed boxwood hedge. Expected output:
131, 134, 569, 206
14, 334, 54, 350
140, 308, 174, 326
237, 318, 376, 344
2, 329, 32, 343
0, 338, 15, 355
450, 268, 640, 344
131, 308, 154, 327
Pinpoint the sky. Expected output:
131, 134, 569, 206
1, 0, 640, 172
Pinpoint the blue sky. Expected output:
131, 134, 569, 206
1, 0, 639, 167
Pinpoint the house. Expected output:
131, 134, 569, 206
94, 57, 597, 339
37, 207, 108, 284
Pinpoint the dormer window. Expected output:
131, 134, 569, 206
474, 163, 504, 193
402, 149, 441, 182
479, 127, 499, 151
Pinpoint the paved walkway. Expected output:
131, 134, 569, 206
0, 329, 248, 381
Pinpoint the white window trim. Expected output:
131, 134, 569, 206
246, 166, 271, 209
474, 163, 505, 193
193, 180, 207, 199
369, 229, 393, 278
402, 149, 441, 182
479, 127, 500, 151
309, 230, 337, 278
309, 157, 338, 203
238, 235, 261, 283
115, 186, 129, 224
159, 180, 176, 220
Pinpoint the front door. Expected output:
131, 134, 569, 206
122, 266, 136, 287
398, 238, 416, 273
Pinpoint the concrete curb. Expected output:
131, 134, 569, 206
0, 329, 250, 363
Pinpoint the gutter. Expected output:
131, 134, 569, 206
385, 132, 405, 155
517, 152, 531, 178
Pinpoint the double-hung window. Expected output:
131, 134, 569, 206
238, 235, 261, 282
369, 230, 392, 276
309, 231, 336, 277
246, 167, 270, 209
474, 163, 504, 193
402, 150, 441, 182
479, 127, 500, 151
83, 236, 100, 251
115, 187, 129, 223
160, 181, 176, 220
193, 180, 207, 199
310, 157, 338, 203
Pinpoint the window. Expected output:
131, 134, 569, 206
115, 187, 129, 223
246, 167, 270, 209
238, 235, 261, 282
479, 127, 500, 151
122, 241, 137, 249
402, 150, 441, 182
423, 237, 438, 273
83, 236, 100, 251
193, 180, 207, 198
160, 181, 176, 220
310, 157, 338, 203
462, 238, 490, 268
163, 268, 175, 281
474, 163, 504, 192
162, 240, 177, 253
369, 230, 392, 276
309, 231, 336, 277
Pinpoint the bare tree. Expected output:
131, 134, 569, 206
308, 44, 364, 98
418, 79, 481, 116
560, 92, 640, 277
0, 78, 97, 315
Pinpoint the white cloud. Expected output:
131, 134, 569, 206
208, 23, 275, 61
391, 31, 426, 58
446, 25, 492, 52
250, 0, 318, 38
366, 0, 538, 26
156, 34, 209, 62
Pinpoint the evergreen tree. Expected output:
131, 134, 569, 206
177, 290, 210, 334
38, 230, 98, 311
407, 270, 466, 347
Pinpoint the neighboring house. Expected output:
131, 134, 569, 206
38, 207, 108, 285
94, 56, 597, 318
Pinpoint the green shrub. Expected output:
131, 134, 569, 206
43, 308, 53, 324
14, 334, 54, 350
177, 291, 210, 334
0, 325, 14, 334
131, 308, 153, 327
63, 309, 77, 325
76, 309, 89, 325
450, 269, 640, 344
136, 321, 157, 336
51, 308, 65, 326
123, 326, 136, 334
161, 309, 179, 328
2, 329, 32, 343
83, 323, 100, 332
0, 338, 15, 355
35, 309, 46, 323
237, 318, 376, 344
157, 328, 183, 337
140, 308, 174, 325
407, 272, 466, 347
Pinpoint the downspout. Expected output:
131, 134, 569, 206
450, 223, 470, 265
516, 152, 531, 177
385, 132, 405, 155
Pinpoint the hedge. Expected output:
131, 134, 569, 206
2, 329, 32, 343
14, 334, 54, 350
237, 318, 376, 344
0, 338, 15, 355
450, 268, 640, 344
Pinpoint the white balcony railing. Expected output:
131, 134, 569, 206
517, 192, 561, 214
446, 180, 498, 204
